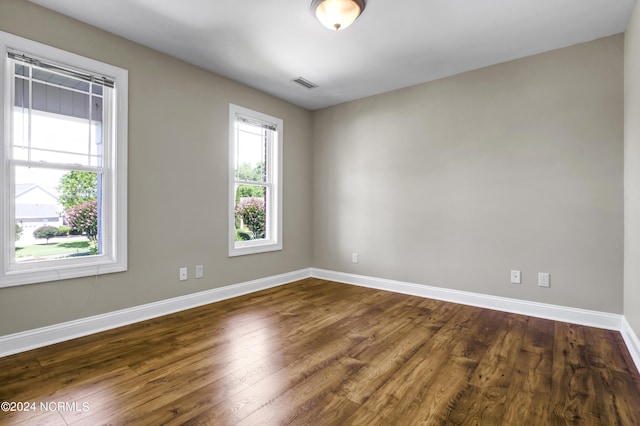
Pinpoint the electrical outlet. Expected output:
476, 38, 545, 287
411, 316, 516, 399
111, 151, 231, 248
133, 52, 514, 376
538, 272, 550, 288
352, 253, 359, 263
510, 270, 521, 284
195, 265, 204, 279
179, 267, 188, 281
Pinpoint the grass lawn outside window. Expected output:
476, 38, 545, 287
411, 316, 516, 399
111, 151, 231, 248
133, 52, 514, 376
15, 236, 91, 261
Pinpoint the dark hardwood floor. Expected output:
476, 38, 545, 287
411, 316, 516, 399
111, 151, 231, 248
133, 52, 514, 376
1, 278, 639, 425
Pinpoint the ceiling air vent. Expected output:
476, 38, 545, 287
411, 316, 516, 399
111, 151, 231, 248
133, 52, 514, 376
293, 77, 318, 89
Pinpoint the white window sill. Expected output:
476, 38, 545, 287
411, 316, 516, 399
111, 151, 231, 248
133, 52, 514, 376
1, 257, 126, 288
229, 240, 282, 257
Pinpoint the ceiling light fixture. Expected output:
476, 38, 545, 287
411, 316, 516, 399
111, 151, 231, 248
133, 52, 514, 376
311, 0, 365, 31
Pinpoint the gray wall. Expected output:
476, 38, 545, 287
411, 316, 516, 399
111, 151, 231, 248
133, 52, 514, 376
312, 35, 624, 313
625, 3, 640, 336
0, 0, 313, 335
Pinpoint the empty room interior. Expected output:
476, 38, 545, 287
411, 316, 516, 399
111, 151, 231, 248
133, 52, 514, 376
1, 0, 640, 424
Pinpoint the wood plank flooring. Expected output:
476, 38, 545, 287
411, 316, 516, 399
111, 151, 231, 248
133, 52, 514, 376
1, 278, 639, 425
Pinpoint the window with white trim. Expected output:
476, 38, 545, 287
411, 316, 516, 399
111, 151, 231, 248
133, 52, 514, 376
0, 31, 128, 287
229, 104, 282, 256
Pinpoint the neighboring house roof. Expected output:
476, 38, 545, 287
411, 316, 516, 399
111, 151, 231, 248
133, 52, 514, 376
15, 183, 35, 198
15, 183, 60, 221
15, 183, 59, 201
16, 203, 59, 220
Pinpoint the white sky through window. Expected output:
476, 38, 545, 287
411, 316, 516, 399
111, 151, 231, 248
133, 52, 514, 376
237, 122, 265, 169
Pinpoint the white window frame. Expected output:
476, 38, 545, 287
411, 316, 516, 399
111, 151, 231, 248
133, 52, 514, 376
0, 31, 128, 288
229, 104, 283, 257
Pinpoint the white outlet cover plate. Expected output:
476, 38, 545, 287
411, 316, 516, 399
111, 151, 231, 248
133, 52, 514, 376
538, 272, 550, 287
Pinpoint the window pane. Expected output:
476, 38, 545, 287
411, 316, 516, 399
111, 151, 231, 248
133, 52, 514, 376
13, 79, 29, 160
234, 185, 266, 242
14, 64, 29, 77
12, 63, 105, 167
15, 166, 101, 263
235, 122, 267, 183
14, 107, 103, 167
32, 68, 90, 93
14, 76, 29, 108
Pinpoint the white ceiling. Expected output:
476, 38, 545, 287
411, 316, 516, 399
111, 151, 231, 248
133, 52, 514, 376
30, 0, 635, 110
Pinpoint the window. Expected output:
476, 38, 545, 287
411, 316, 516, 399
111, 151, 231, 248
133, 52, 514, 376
0, 31, 127, 287
229, 104, 282, 256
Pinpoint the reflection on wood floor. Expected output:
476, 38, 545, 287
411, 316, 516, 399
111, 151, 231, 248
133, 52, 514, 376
1, 277, 639, 425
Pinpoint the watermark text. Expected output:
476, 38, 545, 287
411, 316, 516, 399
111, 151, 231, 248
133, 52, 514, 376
1, 401, 90, 413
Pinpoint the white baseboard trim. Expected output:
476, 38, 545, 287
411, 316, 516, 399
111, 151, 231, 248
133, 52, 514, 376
311, 268, 623, 330
0, 268, 312, 358
621, 317, 640, 373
